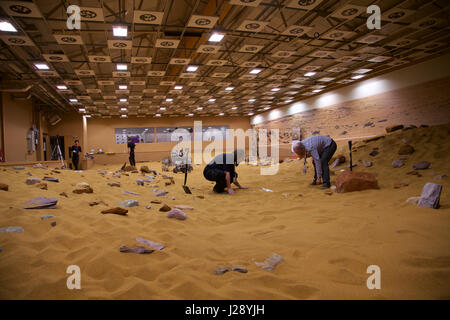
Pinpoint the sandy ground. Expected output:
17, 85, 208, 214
0, 124, 449, 299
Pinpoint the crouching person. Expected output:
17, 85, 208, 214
203, 150, 247, 195
292, 136, 337, 189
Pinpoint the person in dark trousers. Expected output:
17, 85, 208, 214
203, 150, 247, 195
292, 135, 337, 189
71, 140, 82, 170
127, 137, 136, 166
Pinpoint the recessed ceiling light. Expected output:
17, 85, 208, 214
166, 98, 173, 102
285, 100, 293, 103
69, 99, 78, 103
264, 106, 271, 110
121, 114, 127, 118
113, 26, 128, 37
208, 98, 216, 102
225, 87, 234, 91
186, 65, 198, 72
116, 64, 127, 71
271, 88, 280, 92
174, 85, 183, 90
312, 89, 322, 93
119, 98, 127, 102
248, 99, 256, 102
118, 85, 128, 90
248, 112, 254, 116
231, 107, 238, 110
209, 33, 225, 42
351, 75, 365, 79
120, 107, 127, 111
196, 107, 203, 110
353, 68, 372, 74
34, 63, 49, 70
85, 115, 91, 118
304, 72, 316, 77
155, 113, 161, 117
187, 113, 194, 116
56, 85, 67, 90
0, 21, 17, 32
78, 108, 86, 112
218, 112, 224, 116
250, 68, 262, 74
160, 107, 166, 110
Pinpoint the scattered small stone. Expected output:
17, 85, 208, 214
121, 190, 141, 196
118, 200, 139, 207
418, 183, 442, 209
330, 186, 336, 191
146, 204, 151, 209
255, 253, 284, 271
112, 172, 121, 178
123, 165, 137, 172
24, 197, 58, 209
399, 156, 408, 161
101, 207, 128, 216
282, 193, 291, 197
59, 192, 68, 198
215, 267, 230, 275
0, 183, 9, 191
433, 174, 447, 181
107, 182, 121, 187
41, 215, 55, 220
50, 221, 56, 227
136, 179, 144, 186
369, 150, 379, 157
12, 166, 25, 170
27, 172, 32, 176
340, 131, 348, 135
155, 190, 168, 197
170, 196, 175, 200
174, 205, 194, 210
159, 204, 171, 212
232, 266, 248, 273
73, 182, 93, 194
119, 245, 153, 254
363, 160, 373, 168
151, 200, 162, 204
0, 226, 24, 233
402, 138, 411, 145
324, 190, 333, 195
140, 166, 151, 173
398, 145, 415, 155
43, 177, 59, 182
36, 182, 48, 190
394, 183, 409, 189
26, 177, 41, 185
392, 160, 404, 168
197, 195, 205, 199
136, 237, 165, 250
413, 161, 431, 170
262, 187, 273, 192
167, 208, 187, 220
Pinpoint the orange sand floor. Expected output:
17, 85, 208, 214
0, 125, 449, 299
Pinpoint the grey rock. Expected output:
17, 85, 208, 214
107, 182, 121, 187
51, 221, 56, 227
174, 205, 194, 210
24, 197, 57, 209
340, 131, 348, 135
155, 190, 168, 197
369, 150, 379, 157
136, 237, 165, 250
413, 161, 431, 170
26, 177, 41, 185
13, 166, 25, 170
363, 160, 373, 168
364, 121, 374, 127
136, 179, 144, 186
121, 190, 141, 196
118, 199, 139, 207
146, 204, 151, 209
347, 163, 357, 168
0, 226, 24, 233
43, 177, 59, 182
232, 266, 248, 273
119, 245, 153, 254
392, 160, 404, 168
215, 267, 230, 275
418, 183, 442, 209
433, 174, 447, 181
255, 253, 284, 271
41, 215, 56, 220
166, 208, 187, 220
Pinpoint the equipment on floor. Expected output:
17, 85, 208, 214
182, 154, 192, 194
51, 135, 65, 168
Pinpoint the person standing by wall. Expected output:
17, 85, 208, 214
71, 140, 82, 170
127, 137, 136, 167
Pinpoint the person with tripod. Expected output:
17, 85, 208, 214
71, 140, 82, 170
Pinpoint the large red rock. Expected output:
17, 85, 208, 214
336, 171, 379, 193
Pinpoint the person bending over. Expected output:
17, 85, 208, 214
71, 140, 82, 170
127, 137, 136, 167
203, 150, 247, 195
292, 135, 337, 189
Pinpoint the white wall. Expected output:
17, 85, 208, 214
251, 53, 450, 125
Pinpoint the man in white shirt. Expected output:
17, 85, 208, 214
292, 135, 337, 189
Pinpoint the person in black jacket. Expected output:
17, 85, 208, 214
203, 150, 247, 195
71, 140, 82, 170
127, 137, 136, 166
